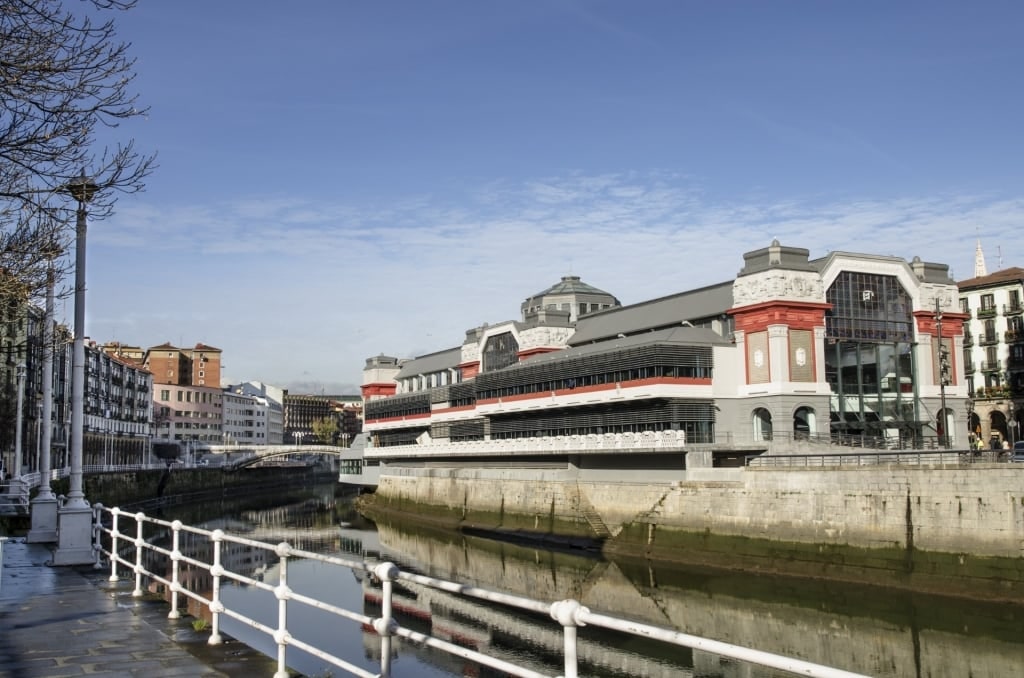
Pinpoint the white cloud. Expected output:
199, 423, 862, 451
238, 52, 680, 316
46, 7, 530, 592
86, 173, 1023, 392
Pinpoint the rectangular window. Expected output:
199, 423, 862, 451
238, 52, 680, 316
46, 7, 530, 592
160, 389, 170, 401
981, 294, 995, 310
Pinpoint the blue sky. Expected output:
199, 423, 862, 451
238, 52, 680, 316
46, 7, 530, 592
77, 1, 1024, 393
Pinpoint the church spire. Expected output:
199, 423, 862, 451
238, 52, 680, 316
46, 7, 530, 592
974, 239, 988, 278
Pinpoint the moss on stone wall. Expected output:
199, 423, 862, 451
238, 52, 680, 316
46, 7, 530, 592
607, 520, 1024, 602
358, 492, 595, 545
49, 467, 333, 510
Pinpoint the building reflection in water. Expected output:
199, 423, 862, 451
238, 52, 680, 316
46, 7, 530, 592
136, 488, 1024, 678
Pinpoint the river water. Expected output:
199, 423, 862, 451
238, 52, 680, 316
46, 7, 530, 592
148, 481, 1024, 678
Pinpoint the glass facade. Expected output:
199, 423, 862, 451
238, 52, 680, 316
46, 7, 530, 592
824, 272, 920, 438
482, 331, 519, 372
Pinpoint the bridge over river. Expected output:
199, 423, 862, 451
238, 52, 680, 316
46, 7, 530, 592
197, 443, 344, 469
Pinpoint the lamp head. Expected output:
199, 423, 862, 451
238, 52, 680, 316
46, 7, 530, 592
40, 238, 62, 260
64, 169, 98, 204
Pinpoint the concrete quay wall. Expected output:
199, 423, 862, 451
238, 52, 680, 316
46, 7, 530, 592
369, 463, 1024, 597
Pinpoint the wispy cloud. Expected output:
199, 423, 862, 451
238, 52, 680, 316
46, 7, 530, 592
89, 173, 1023, 391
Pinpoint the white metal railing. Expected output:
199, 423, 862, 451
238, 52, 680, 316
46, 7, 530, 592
747, 449, 966, 467
92, 505, 869, 678
368, 430, 689, 459
0, 477, 31, 513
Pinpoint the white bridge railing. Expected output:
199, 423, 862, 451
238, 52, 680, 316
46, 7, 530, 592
368, 430, 689, 459
92, 504, 869, 678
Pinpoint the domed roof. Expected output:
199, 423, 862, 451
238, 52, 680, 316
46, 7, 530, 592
529, 275, 613, 298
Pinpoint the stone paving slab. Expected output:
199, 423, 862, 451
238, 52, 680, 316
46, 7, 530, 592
0, 538, 287, 677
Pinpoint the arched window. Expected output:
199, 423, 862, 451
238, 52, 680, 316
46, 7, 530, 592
936, 408, 953, 447
753, 408, 773, 441
989, 410, 1008, 447
794, 406, 815, 439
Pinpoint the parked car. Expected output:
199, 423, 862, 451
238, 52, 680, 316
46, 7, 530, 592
1011, 441, 1024, 463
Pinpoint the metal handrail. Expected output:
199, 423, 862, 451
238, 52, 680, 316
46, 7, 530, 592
747, 449, 966, 467
92, 505, 869, 678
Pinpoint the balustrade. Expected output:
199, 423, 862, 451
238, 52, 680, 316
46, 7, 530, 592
91, 505, 867, 678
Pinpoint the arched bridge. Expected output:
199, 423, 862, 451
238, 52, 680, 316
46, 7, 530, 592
200, 444, 344, 470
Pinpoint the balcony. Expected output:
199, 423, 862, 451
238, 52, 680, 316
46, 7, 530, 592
977, 307, 998, 319
981, 360, 1004, 372
1006, 330, 1024, 344
964, 361, 976, 374
963, 333, 974, 347
979, 333, 1000, 346
1005, 303, 1024, 316
975, 385, 1012, 399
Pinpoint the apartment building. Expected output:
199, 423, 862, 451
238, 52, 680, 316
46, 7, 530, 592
221, 390, 270, 446
227, 381, 285, 444
958, 264, 1024, 445
85, 342, 153, 465
146, 342, 224, 447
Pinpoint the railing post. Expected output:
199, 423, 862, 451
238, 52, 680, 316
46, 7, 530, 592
92, 503, 103, 569
168, 520, 182, 619
0, 536, 6, 596
550, 599, 589, 678
372, 562, 400, 678
272, 542, 293, 678
208, 530, 224, 645
132, 512, 145, 597
108, 507, 120, 582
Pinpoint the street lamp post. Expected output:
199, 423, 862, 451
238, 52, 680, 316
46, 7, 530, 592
13, 363, 25, 478
53, 170, 97, 565
28, 272, 58, 540
935, 299, 950, 449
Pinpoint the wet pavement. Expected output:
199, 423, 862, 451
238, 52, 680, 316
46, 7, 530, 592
0, 537, 286, 677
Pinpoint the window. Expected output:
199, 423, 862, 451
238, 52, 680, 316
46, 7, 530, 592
984, 319, 996, 342
482, 331, 520, 372
160, 389, 170, 401
981, 294, 995, 310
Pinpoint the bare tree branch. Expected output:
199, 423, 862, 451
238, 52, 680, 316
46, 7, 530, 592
0, 0, 156, 302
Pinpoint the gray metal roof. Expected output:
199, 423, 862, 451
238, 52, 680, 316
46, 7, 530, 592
958, 266, 1024, 290
394, 346, 462, 380
568, 281, 734, 346
736, 240, 818, 276
809, 251, 955, 285
523, 325, 730, 366
527, 275, 615, 299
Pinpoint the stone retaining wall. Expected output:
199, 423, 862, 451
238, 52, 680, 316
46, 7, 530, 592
369, 463, 1024, 598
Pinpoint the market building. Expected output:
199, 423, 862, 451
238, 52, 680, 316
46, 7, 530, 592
357, 241, 968, 484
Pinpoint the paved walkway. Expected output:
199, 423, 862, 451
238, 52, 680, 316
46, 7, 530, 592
0, 537, 284, 677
